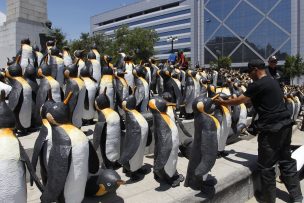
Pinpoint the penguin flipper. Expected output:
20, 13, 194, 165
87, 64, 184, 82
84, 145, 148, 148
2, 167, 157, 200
170, 79, 182, 105
135, 85, 145, 106
31, 125, 48, 186
8, 86, 22, 111
18, 140, 44, 192
93, 121, 106, 150
184, 85, 194, 104
146, 126, 153, 147
84, 89, 90, 110
194, 128, 218, 176
119, 114, 141, 165
36, 80, 50, 112
88, 141, 100, 174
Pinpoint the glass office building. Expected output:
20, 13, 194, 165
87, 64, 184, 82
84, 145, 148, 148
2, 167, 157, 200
91, 0, 304, 67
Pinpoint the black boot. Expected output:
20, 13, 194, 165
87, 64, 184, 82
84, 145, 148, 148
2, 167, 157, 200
257, 166, 276, 203
279, 160, 303, 202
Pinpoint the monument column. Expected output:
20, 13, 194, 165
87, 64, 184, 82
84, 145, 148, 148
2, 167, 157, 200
0, 0, 47, 67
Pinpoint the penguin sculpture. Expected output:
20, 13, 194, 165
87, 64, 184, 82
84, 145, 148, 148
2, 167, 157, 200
0, 68, 12, 96
91, 43, 101, 63
85, 169, 124, 197
149, 58, 159, 94
184, 95, 219, 190
64, 60, 86, 128
80, 61, 98, 125
116, 52, 126, 70
285, 94, 295, 120
148, 97, 184, 187
119, 93, 149, 180
114, 68, 129, 114
6, 57, 32, 134
36, 60, 62, 122
291, 93, 301, 121
31, 90, 55, 185
40, 92, 99, 203
17, 38, 37, 73
33, 44, 43, 67
99, 55, 116, 109
74, 50, 86, 76
184, 69, 199, 119
87, 49, 102, 84
133, 65, 149, 112
0, 90, 43, 203
93, 88, 122, 169
62, 46, 73, 67
51, 45, 65, 87
124, 55, 135, 89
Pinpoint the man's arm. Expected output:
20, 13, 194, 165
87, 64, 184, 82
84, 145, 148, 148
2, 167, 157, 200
215, 94, 250, 106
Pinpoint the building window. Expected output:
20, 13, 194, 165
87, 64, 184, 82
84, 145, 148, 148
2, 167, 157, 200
155, 38, 191, 46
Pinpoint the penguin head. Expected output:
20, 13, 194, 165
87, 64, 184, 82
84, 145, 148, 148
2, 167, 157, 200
74, 50, 86, 59
148, 97, 169, 113
207, 84, 217, 97
122, 90, 136, 110
0, 90, 16, 128
80, 62, 93, 78
38, 62, 52, 78
95, 88, 110, 110
6, 57, 16, 66
46, 40, 55, 48
50, 45, 60, 57
103, 55, 113, 64
199, 76, 210, 86
33, 44, 40, 52
133, 64, 148, 78
46, 92, 72, 125
87, 50, 96, 60
24, 60, 36, 78
21, 38, 31, 45
159, 65, 172, 79
192, 95, 217, 114
62, 46, 70, 52
161, 92, 174, 103
187, 70, 197, 77
85, 169, 124, 197
64, 60, 79, 78
124, 54, 132, 62
40, 90, 55, 119
115, 69, 127, 78
6, 57, 22, 77
91, 43, 98, 50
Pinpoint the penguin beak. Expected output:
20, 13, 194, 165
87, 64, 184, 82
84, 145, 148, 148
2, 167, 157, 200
116, 180, 125, 186
166, 102, 176, 107
95, 184, 107, 196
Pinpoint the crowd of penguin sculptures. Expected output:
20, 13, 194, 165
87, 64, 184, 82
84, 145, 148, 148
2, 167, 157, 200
0, 38, 303, 202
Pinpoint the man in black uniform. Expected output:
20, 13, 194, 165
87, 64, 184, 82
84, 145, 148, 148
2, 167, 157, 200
215, 59, 302, 203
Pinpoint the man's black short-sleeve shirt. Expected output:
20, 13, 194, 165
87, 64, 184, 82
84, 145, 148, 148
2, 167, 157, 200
244, 76, 291, 129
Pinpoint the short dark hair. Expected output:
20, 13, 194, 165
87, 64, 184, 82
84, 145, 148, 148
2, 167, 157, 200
247, 59, 265, 72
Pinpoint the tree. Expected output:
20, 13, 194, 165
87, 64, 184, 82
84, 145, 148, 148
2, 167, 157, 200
283, 54, 304, 85
209, 56, 232, 70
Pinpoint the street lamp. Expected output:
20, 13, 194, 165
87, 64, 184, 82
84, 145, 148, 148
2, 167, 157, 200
167, 36, 178, 53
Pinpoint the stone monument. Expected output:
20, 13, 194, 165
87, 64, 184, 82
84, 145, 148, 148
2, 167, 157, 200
0, 0, 47, 67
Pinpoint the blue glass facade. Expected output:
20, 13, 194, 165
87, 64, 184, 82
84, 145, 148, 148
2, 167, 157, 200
204, 0, 292, 64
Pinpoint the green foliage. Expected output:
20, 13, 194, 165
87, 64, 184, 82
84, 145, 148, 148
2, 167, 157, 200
50, 28, 68, 50
283, 54, 304, 84
209, 56, 232, 69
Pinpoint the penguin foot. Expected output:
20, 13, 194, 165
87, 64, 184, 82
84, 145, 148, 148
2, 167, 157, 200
170, 174, 184, 187
136, 167, 150, 175
217, 151, 229, 158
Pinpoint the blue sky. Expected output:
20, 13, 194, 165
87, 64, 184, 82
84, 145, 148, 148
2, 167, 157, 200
0, 0, 138, 40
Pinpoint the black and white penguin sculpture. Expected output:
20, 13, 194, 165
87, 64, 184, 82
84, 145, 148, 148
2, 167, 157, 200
124, 55, 135, 89
31, 90, 55, 185
17, 38, 37, 74
99, 55, 116, 109
36, 60, 62, 123
93, 88, 122, 169
64, 60, 86, 128
62, 46, 73, 67
0, 69, 12, 95
184, 95, 219, 190
33, 44, 43, 68
114, 68, 129, 114
148, 97, 184, 187
40, 92, 99, 203
91, 43, 101, 63
6, 57, 33, 133
133, 65, 149, 112
51, 45, 65, 87
184, 70, 199, 119
80, 61, 98, 124
85, 169, 124, 197
0, 90, 43, 203
87, 49, 102, 84
74, 49, 86, 76
119, 93, 149, 180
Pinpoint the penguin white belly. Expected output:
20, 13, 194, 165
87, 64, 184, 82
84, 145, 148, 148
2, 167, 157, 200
77, 60, 86, 77
82, 78, 97, 120
0, 81, 12, 95
238, 103, 247, 126
194, 80, 200, 98
46, 76, 61, 102
92, 50, 100, 63
36, 52, 43, 67
218, 107, 232, 151
20, 45, 34, 73
164, 121, 179, 177
63, 52, 72, 67
15, 77, 32, 128
100, 76, 115, 108
125, 64, 134, 88
0, 134, 26, 203
62, 125, 89, 203
129, 112, 149, 172
104, 110, 121, 162
72, 80, 86, 128
291, 145, 304, 171
42, 119, 52, 166
185, 85, 194, 114
167, 106, 175, 123
91, 60, 101, 84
